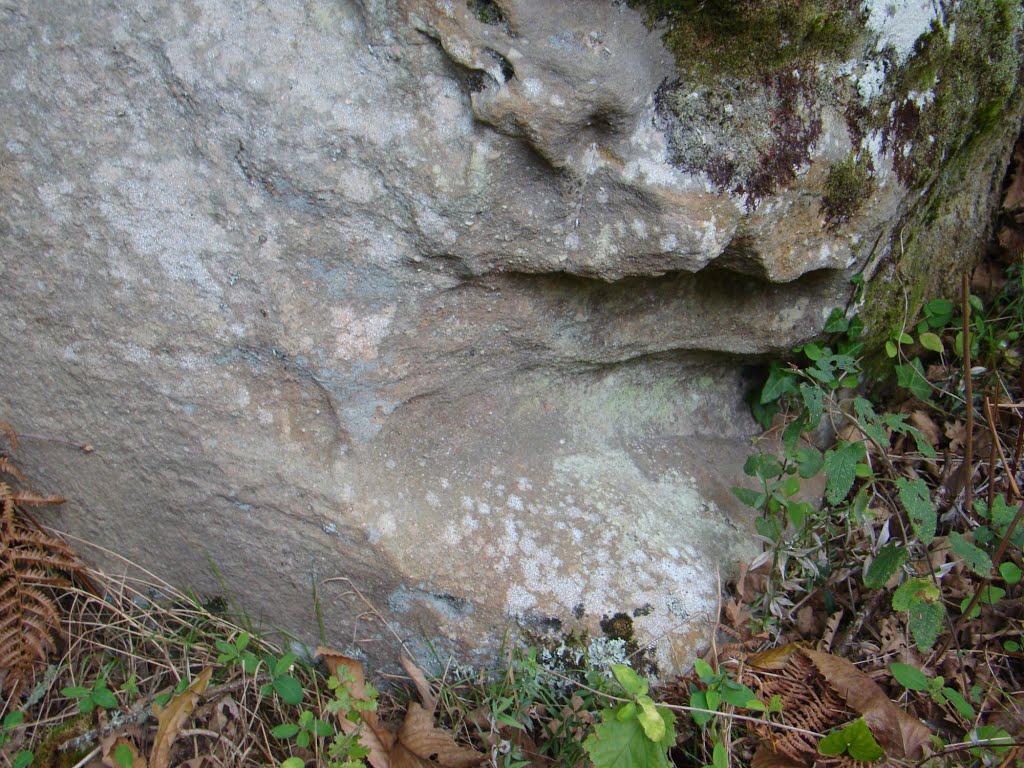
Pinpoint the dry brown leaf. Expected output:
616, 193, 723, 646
317, 645, 370, 699
801, 648, 930, 759
394, 703, 485, 768
150, 667, 212, 768
817, 610, 844, 652
746, 643, 801, 671
401, 654, 436, 714
909, 410, 941, 450
317, 648, 483, 768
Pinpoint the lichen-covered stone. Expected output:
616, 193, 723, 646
0, 0, 1019, 672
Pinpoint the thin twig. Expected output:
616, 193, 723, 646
542, 669, 826, 740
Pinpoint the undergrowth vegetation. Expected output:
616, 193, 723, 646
3, 147, 1023, 766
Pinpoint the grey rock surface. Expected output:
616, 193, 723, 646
1, 0, 1019, 670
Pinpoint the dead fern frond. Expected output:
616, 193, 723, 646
0, 440, 82, 698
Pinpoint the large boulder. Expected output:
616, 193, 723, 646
1, 0, 1020, 670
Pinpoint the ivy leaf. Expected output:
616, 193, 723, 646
824, 441, 865, 505
896, 477, 936, 545
890, 663, 928, 691
865, 544, 909, 588
818, 718, 884, 762
895, 359, 931, 400
948, 532, 993, 577
923, 299, 953, 328
584, 708, 673, 768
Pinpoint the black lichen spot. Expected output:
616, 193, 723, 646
573, 602, 586, 620
523, 615, 564, 633
633, 604, 654, 618
600, 612, 635, 642
468, 0, 506, 27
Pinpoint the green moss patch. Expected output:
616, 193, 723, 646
629, 0, 863, 80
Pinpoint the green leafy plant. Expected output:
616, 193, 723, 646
271, 708, 335, 749
215, 630, 258, 674
584, 664, 675, 768
260, 652, 304, 706
61, 669, 120, 714
1, 710, 34, 768
817, 717, 884, 762
890, 662, 975, 720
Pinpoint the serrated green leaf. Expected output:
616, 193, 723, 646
617, 701, 637, 722
999, 562, 1022, 584
273, 675, 304, 706
909, 601, 944, 652
61, 686, 90, 698
612, 664, 647, 697
584, 709, 673, 768
949, 532, 993, 577
800, 384, 823, 428
818, 718, 884, 761
636, 697, 666, 742
892, 578, 938, 611
890, 662, 928, 691
896, 477, 936, 545
781, 475, 801, 497
865, 544, 909, 588
804, 343, 823, 361
824, 441, 864, 505
12, 751, 33, 768
731, 486, 764, 509
795, 447, 823, 479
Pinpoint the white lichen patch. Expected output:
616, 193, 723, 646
862, 0, 940, 64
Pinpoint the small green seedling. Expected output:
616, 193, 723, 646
216, 631, 258, 674
818, 717, 884, 762
271, 708, 335, 749
261, 652, 304, 706
61, 674, 119, 714
890, 663, 975, 720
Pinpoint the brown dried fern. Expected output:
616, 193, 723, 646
0, 443, 83, 698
